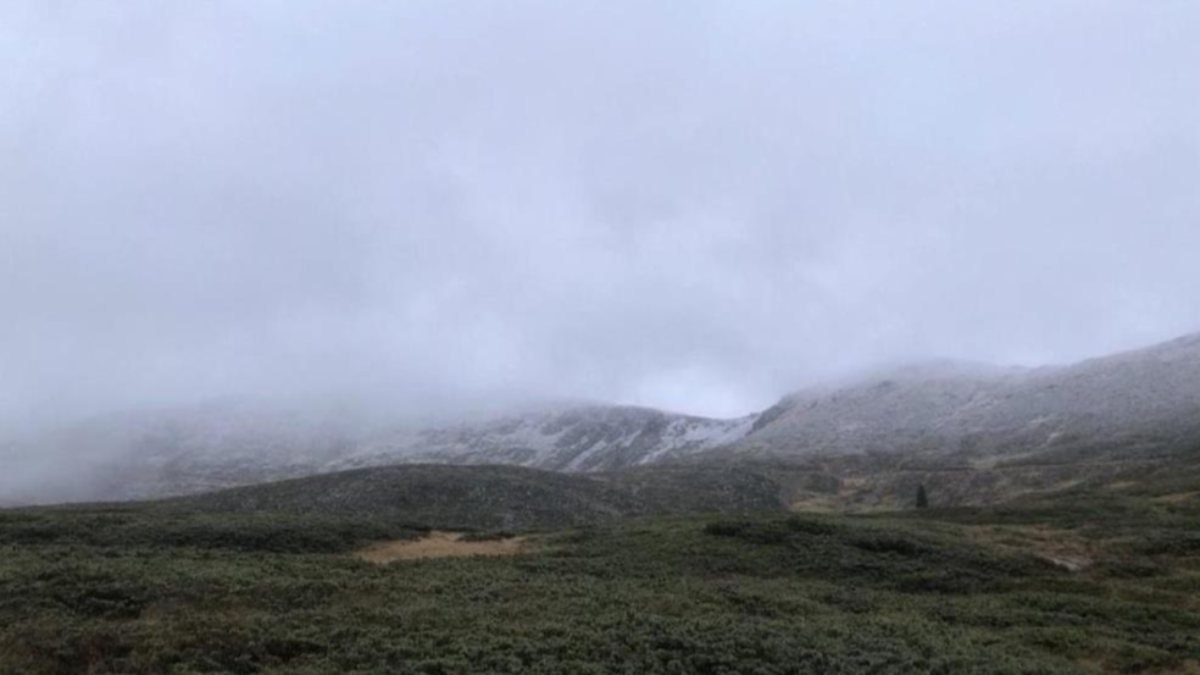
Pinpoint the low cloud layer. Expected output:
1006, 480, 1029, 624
2, 1, 1198, 427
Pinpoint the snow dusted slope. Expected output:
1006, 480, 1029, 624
334, 405, 756, 473
1, 402, 757, 503
738, 333, 1200, 460
734, 361, 1023, 456
6, 331, 1200, 505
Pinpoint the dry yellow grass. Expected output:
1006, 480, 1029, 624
355, 531, 530, 564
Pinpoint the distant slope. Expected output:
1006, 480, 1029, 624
1, 402, 358, 504
7, 331, 1200, 506
159, 463, 787, 530
737, 333, 1200, 462
337, 405, 754, 473
2, 402, 755, 504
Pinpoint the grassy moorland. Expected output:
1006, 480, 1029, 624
1, 469, 1199, 674
158, 463, 789, 530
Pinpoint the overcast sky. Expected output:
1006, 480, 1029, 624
2, 1, 1198, 426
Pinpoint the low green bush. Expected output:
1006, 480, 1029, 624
2, 494, 1198, 674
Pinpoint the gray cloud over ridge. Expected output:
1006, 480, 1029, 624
2, 1, 1198, 426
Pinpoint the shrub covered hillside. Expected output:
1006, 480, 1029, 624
2, 481, 1199, 674
155, 463, 787, 531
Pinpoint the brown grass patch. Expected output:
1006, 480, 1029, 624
355, 531, 531, 564
1153, 491, 1200, 505
965, 524, 1096, 572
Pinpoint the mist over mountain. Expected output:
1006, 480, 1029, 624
741, 331, 1200, 459
7, 4, 1200, 672
4, 2, 1200, 436
5, 331, 1200, 505
2, 0, 1199, 505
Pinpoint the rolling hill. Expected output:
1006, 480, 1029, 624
157, 463, 787, 530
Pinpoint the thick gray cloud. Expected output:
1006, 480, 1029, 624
2, 1, 1198, 426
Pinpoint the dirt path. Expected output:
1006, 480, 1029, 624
355, 531, 530, 563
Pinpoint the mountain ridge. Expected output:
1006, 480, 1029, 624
743, 332, 1200, 453
4, 330, 1200, 504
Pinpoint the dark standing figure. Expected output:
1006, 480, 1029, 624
916, 484, 929, 509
